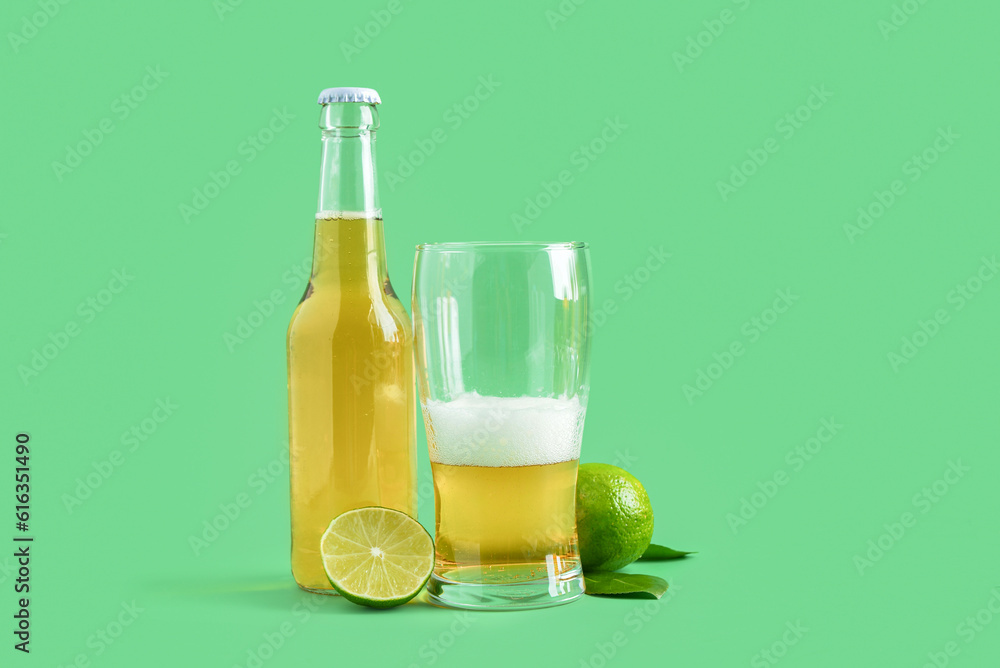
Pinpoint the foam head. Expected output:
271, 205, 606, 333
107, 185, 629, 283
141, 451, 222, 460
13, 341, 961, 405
424, 394, 585, 467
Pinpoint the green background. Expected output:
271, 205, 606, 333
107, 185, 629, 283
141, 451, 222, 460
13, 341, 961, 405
2, 0, 998, 666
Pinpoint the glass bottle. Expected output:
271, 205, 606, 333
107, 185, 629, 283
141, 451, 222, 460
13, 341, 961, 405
287, 87, 417, 594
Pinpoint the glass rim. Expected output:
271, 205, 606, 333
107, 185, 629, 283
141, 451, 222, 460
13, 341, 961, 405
415, 241, 588, 252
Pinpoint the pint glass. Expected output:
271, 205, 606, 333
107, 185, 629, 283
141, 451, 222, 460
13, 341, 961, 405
412, 242, 591, 610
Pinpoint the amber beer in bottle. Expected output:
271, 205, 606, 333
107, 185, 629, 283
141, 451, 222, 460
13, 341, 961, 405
287, 87, 416, 593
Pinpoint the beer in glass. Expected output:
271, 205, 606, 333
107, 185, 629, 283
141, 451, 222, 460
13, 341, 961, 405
413, 242, 591, 610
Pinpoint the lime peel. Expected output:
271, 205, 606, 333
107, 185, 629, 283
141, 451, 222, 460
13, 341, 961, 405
576, 463, 655, 572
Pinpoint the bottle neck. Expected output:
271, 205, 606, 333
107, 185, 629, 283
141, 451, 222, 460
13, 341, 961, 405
312, 102, 387, 290
317, 102, 380, 216
311, 217, 389, 289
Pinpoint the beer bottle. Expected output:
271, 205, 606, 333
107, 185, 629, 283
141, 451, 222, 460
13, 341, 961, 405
287, 87, 416, 593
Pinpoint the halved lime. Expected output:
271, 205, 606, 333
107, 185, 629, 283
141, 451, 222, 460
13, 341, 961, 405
320, 507, 434, 608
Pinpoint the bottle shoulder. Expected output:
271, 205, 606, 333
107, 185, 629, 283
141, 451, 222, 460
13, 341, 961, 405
288, 284, 412, 341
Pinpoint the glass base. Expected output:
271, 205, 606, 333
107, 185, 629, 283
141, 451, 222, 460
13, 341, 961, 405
426, 562, 585, 611
297, 584, 339, 596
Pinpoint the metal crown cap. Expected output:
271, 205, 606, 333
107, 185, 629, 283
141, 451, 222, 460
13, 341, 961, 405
317, 87, 381, 105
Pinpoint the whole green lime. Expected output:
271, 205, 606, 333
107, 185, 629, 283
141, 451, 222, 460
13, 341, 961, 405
576, 463, 654, 572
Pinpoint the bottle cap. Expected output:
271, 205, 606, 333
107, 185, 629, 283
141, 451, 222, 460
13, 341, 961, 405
317, 87, 381, 105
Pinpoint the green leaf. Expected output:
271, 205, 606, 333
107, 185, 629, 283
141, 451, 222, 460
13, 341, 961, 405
584, 572, 668, 599
639, 543, 695, 561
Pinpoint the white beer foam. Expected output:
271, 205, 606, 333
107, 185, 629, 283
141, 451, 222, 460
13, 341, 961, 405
424, 393, 585, 467
315, 209, 382, 220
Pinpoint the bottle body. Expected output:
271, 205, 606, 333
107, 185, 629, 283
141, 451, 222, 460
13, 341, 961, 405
287, 91, 416, 593
288, 215, 416, 592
